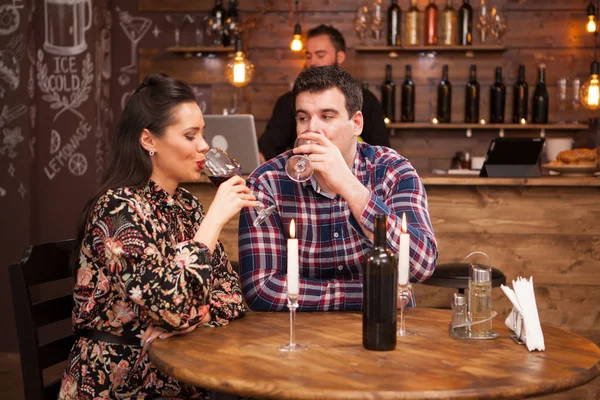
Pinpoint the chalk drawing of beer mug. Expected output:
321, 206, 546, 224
44, 0, 92, 56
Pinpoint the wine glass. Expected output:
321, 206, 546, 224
285, 137, 314, 182
557, 78, 568, 123
354, 4, 371, 44
571, 78, 581, 124
370, 0, 384, 42
165, 14, 192, 47
397, 283, 416, 336
204, 147, 276, 227
489, 6, 507, 43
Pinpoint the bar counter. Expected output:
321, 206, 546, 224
182, 176, 600, 342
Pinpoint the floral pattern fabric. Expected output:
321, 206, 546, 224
59, 180, 246, 399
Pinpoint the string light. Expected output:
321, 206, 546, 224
582, 0, 600, 109
587, 1, 597, 33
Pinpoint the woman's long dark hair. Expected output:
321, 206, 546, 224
72, 73, 196, 270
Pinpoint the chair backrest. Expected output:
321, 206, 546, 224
9, 239, 78, 400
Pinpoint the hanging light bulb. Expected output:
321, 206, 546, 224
224, 36, 254, 88
587, 1, 597, 33
581, 61, 600, 110
290, 23, 303, 52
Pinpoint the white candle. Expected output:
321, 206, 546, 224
287, 219, 299, 296
398, 213, 410, 286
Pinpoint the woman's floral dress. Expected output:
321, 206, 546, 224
58, 180, 247, 399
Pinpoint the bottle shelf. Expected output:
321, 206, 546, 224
165, 46, 235, 54
356, 44, 506, 56
386, 122, 587, 130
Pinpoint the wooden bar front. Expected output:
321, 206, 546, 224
182, 177, 600, 343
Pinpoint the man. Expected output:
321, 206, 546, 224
239, 66, 437, 311
258, 24, 389, 161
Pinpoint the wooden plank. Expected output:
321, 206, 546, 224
427, 185, 600, 235
387, 123, 588, 129
422, 176, 600, 187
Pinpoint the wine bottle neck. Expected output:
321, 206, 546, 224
385, 65, 393, 80
538, 68, 545, 83
373, 215, 388, 248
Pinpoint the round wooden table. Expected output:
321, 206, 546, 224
149, 309, 600, 399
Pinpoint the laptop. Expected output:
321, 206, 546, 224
202, 114, 261, 174
480, 137, 546, 177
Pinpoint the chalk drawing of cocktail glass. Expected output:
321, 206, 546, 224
119, 10, 151, 75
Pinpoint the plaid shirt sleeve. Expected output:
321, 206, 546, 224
238, 171, 364, 312
358, 159, 438, 282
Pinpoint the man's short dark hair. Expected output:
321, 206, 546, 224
307, 24, 346, 53
293, 66, 363, 118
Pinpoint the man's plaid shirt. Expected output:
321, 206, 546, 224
239, 143, 437, 311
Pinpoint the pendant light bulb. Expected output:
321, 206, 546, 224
290, 23, 303, 52
581, 61, 600, 110
587, 2, 597, 33
225, 37, 254, 88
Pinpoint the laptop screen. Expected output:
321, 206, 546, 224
202, 114, 261, 174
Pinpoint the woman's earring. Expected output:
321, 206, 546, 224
149, 150, 155, 156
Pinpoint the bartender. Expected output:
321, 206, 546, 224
258, 24, 390, 161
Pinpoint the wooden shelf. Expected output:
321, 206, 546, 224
355, 45, 506, 55
386, 122, 588, 130
165, 46, 234, 54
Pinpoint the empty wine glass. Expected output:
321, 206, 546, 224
370, 0, 384, 42
571, 78, 581, 124
285, 137, 314, 182
189, 14, 208, 46
204, 147, 276, 227
557, 78, 568, 123
489, 6, 507, 43
165, 14, 192, 47
477, 0, 491, 43
354, 4, 371, 43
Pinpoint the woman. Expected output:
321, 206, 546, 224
59, 73, 258, 399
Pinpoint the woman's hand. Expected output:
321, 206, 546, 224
207, 175, 260, 226
140, 312, 211, 357
195, 175, 260, 251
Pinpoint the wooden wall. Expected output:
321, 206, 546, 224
138, 0, 599, 173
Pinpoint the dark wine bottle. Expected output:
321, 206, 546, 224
437, 65, 452, 122
457, 0, 473, 45
224, 0, 240, 47
381, 64, 396, 122
465, 65, 479, 123
362, 213, 397, 351
425, 0, 439, 45
401, 65, 415, 122
211, 0, 226, 47
512, 65, 528, 123
490, 67, 506, 123
532, 65, 549, 123
387, 0, 402, 46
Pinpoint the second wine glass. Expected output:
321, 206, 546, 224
204, 147, 276, 227
285, 137, 314, 182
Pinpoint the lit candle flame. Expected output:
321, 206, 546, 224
384, 117, 390, 124
479, 118, 486, 124
401, 213, 407, 233
290, 219, 296, 239
432, 117, 439, 124
520, 118, 526, 124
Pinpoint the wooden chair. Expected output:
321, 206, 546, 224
421, 262, 506, 294
9, 239, 77, 400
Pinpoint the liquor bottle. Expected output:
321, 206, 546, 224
457, 0, 473, 45
362, 214, 397, 351
224, 0, 240, 47
401, 65, 415, 122
441, 0, 457, 46
425, 0, 439, 45
387, 0, 402, 46
381, 64, 396, 122
512, 65, 528, 123
532, 65, 549, 123
211, 0, 226, 46
406, 0, 421, 46
490, 67, 506, 123
437, 65, 452, 122
465, 65, 479, 123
